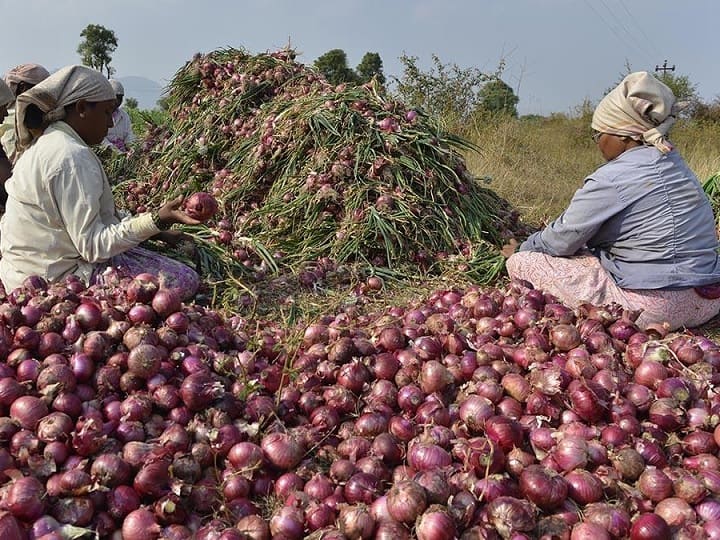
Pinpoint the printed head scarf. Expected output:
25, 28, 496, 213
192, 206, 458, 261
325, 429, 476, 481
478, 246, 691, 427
591, 71, 682, 154
14, 65, 115, 158
109, 79, 124, 96
4, 63, 50, 87
0, 79, 13, 108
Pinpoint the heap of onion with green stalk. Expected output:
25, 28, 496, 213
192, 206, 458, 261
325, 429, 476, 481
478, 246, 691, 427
108, 48, 532, 304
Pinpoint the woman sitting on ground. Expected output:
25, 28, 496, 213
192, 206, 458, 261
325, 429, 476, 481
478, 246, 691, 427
506, 71, 720, 330
0, 65, 203, 300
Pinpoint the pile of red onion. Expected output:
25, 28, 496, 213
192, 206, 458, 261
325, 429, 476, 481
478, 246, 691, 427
1, 273, 720, 539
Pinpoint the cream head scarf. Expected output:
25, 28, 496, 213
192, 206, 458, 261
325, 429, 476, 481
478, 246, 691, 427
4, 63, 50, 87
14, 65, 115, 158
0, 79, 13, 108
591, 71, 681, 154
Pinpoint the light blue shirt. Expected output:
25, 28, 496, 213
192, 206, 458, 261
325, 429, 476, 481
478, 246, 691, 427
519, 145, 720, 290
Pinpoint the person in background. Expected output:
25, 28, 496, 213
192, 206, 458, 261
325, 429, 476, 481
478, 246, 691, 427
102, 78, 135, 152
0, 65, 203, 300
0, 63, 51, 162
0, 79, 14, 201
505, 71, 720, 331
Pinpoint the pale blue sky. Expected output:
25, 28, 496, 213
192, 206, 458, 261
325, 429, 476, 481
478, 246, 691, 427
1, 0, 716, 115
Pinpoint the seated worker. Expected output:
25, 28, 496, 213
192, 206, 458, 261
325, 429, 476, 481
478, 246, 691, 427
0, 65, 204, 300
103, 78, 135, 152
506, 71, 720, 330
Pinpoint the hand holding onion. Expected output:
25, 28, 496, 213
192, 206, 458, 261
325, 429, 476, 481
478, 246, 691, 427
155, 193, 217, 227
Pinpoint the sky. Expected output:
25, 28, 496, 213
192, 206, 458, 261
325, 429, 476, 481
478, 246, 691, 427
0, 0, 717, 116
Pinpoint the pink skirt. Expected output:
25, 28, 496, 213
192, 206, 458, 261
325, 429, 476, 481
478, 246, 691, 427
92, 246, 200, 301
506, 251, 720, 330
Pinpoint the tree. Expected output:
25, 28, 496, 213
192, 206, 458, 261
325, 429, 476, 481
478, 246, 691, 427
125, 97, 138, 109
77, 24, 118, 77
356, 52, 385, 85
313, 49, 358, 85
477, 79, 519, 117
392, 53, 490, 125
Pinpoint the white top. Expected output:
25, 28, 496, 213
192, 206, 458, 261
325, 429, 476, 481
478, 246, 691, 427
0, 121, 159, 291
0, 109, 16, 160
103, 107, 135, 152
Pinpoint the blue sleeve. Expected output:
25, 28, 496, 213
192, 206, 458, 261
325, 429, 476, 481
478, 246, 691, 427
519, 177, 624, 256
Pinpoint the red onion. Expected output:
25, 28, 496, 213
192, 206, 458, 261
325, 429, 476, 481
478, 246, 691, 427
123, 508, 161, 540
629, 513, 671, 540
564, 469, 604, 505
519, 465, 568, 511
152, 289, 182, 318
338, 504, 376, 540
415, 506, 456, 540
486, 496, 536, 538
386, 480, 427, 523
10, 396, 48, 430
571, 522, 611, 540
260, 432, 304, 470
184, 192, 219, 220
6, 476, 46, 521
655, 497, 697, 527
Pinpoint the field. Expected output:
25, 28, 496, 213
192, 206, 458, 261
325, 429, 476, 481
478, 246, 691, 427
463, 114, 720, 225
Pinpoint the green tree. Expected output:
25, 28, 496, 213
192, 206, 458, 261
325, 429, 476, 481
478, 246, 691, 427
313, 49, 358, 85
77, 24, 118, 77
478, 79, 519, 117
356, 52, 385, 85
124, 97, 138, 109
392, 53, 490, 126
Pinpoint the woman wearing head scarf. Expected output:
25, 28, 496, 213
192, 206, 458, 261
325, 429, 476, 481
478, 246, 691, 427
0, 65, 203, 299
102, 78, 135, 153
505, 71, 720, 330
0, 79, 14, 194
0, 63, 51, 162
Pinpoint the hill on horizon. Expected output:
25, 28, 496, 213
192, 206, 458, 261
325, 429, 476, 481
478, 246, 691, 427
117, 75, 165, 110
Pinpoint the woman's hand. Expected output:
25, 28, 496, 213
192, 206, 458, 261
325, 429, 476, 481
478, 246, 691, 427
156, 195, 203, 227
501, 238, 519, 258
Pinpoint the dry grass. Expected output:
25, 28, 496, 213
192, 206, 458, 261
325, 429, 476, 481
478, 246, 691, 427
462, 115, 720, 226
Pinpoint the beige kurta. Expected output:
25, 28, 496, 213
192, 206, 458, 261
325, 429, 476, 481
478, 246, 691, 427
0, 121, 159, 291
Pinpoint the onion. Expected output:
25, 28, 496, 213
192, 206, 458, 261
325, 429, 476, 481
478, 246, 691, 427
486, 496, 536, 538
260, 432, 304, 470
6, 476, 46, 521
637, 467, 673, 502
583, 503, 630, 538
655, 497, 697, 527
152, 289, 182, 318
415, 506, 456, 540
337, 505, 375, 539
519, 465, 568, 511
10, 395, 48, 430
564, 469, 603, 505
123, 508, 161, 540
184, 192, 219, 221
629, 513, 671, 540
571, 522, 611, 540
386, 480, 427, 523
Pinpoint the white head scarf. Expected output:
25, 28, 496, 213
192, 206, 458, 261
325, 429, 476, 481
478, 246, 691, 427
109, 79, 124, 96
591, 71, 682, 154
0, 79, 13, 108
4, 63, 50, 87
15, 65, 115, 157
